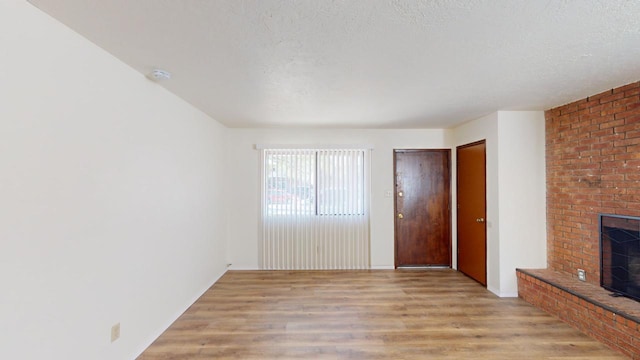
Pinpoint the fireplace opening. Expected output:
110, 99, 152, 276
600, 214, 640, 302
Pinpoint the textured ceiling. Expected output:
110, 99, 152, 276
27, 0, 640, 128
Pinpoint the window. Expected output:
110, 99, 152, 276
260, 147, 370, 270
264, 149, 365, 216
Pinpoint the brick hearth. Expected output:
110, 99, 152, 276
517, 269, 640, 358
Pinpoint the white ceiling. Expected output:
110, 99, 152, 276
27, 0, 640, 129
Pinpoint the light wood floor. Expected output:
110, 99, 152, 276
138, 270, 627, 359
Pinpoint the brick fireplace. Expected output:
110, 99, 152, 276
517, 81, 640, 358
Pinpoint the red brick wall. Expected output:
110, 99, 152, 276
546, 81, 640, 284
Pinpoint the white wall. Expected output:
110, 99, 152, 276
226, 128, 450, 269
0, 2, 228, 359
496, 111, 547, 296
451, 111, 546, 297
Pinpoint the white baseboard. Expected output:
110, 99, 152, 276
499, 292, 519, 298
370, 265, 395, 270
488, 286, 519, 298
229, 265, 398, 270
228, 265, 260, 270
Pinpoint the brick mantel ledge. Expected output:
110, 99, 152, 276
517, 268, 640, 358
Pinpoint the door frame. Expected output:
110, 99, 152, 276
393, 149, 452, 268
455, 140, 487, 285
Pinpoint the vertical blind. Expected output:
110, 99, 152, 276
261, 148, 370, 269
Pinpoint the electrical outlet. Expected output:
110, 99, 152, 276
577, 269, 586, 282
111, 323, 120, 342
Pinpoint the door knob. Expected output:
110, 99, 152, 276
398, 191, 403, 197
476, 217, 485, 223
398, 213, 404, 219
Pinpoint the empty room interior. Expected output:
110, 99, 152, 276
3, 0, 640, 359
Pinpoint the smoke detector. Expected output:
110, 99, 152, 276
148, 69, 171, 81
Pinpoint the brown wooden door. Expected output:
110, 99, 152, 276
456, 141, 487, 285
394, 150, 451, 267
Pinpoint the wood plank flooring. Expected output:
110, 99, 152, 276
138, 270, 627, 359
